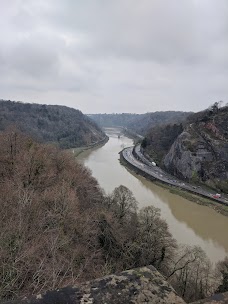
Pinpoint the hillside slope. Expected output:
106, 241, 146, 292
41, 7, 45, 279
143, 105, 228, 192
0, 100, 106, 148
164, 106, 228, 191
89, 112, 191, 135
128, 111, 191, 135
88, 113, 140, 128
142, 123, 184, 164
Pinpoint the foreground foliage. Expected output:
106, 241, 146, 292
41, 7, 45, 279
0, 130, 226, 302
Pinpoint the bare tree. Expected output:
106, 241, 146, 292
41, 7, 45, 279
110, 185, 138, 220
136, 206, 177, 273
168, 246, 219, 302
216, 257, 228, 293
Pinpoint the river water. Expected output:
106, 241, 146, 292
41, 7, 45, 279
77, 128, 228, 263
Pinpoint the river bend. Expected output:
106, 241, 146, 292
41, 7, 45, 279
77, 128, 228, 263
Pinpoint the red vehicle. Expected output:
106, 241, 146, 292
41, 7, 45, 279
213, 193, 221, 199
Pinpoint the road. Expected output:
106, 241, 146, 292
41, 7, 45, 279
122, 145, 228, 206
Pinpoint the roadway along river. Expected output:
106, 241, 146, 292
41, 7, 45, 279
77, 128, 228, 263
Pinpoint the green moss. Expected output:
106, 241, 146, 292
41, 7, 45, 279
191, 170, 199, 183
183, 140, 195, 152
215, 180, 228, 193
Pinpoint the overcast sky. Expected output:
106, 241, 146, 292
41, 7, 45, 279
0, 0, 228, 113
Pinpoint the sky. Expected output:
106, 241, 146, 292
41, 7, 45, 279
0, 0, 228, 114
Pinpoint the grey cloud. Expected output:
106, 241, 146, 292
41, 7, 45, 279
8, 39, 59, 78
45, 0, 226, 64
0, 0, 227, 113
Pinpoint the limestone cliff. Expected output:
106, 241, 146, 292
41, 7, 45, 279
3, 265, 227, 304
192, 292, 228, 304
163, 106, 228, 192
2, 266, 185, 304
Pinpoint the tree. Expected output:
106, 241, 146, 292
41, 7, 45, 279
216, 257, 228, 293
209, 101, 223, 113
141, 138, 147, 148
0, 130, 106, 300
110, 185, 138, 220
168, 246, 218, 302
136, 206, 177, 273
0, 129, 221, 303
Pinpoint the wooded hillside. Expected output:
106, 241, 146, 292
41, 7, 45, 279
89, 111, 191, 135
0, 129, 225, 303
0, 100, 106, 148
142, 104, 228, 192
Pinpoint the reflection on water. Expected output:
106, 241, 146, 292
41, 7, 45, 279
77, 128, 228, 263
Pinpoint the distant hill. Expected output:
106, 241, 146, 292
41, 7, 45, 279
87, 113, 140, 128
127, 111, 192, 135
89, 111, 192, 135
0, 100, 106, 148
143, 104, 228, 192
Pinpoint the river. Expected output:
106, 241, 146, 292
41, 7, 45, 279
77, 128, 228, 263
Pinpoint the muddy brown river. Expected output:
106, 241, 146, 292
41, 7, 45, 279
77, 128, 228, 263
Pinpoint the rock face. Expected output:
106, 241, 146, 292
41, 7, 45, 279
163, 106, 228, 192
2, 266, 185, 304
192, 292, 228, 304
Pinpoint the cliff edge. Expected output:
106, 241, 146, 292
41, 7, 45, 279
2, 266, 185, 304
163, 106, 228, 192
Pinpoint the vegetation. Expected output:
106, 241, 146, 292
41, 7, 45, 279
89, 111, 191, 135
216, 257, 228, 293
142, 123, 183, 165
0, 129, 226, 303
88, 113, 140, 128
0, 100, 106, 149
142, 103, 228, 191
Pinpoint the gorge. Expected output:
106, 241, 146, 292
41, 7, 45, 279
77, 128, 228, 263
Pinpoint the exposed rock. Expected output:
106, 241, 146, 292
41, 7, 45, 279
163, 131, 201, 180
2, 266, 186, 304
163, 106, 228, 192
191, 291, 228, 303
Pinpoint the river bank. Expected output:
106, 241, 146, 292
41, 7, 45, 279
77, 128, 228, 262
71, 135, 109, 157
120, 149, 228, 217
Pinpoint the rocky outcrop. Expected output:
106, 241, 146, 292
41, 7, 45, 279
163, 106, 228, 192
3, 264, 226, 304
2, 266, 185, 304
192, 292, 228, 304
